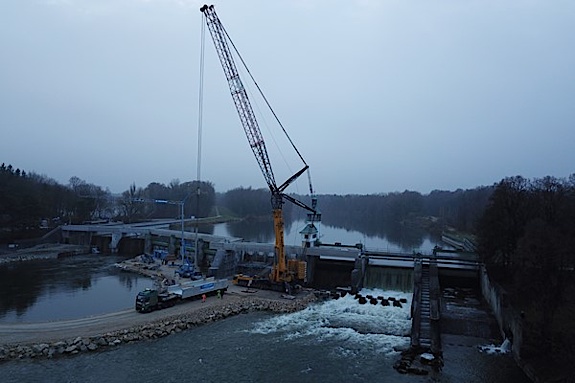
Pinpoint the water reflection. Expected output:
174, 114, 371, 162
0, 218, 442, 323
0, 261, 47, 319
215, 217, 441, 253
0, 254, 152, 322
322, 215, 436, 252
118, 272, 135, 290
225, 218, 275, 243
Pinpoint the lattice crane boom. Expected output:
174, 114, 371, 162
200, 4, 277, 196
200, 4, 317, 284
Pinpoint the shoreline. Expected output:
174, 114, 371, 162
0, 286, 317, 363
0, 244, 89, 265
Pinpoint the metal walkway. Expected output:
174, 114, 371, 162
411, 258, 441, 353
419, 264, 432, 348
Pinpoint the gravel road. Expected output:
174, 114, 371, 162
0, 289, 248, 345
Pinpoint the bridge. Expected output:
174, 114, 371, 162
61, 219, 237, 254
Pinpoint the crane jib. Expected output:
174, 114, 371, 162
201, 4, 277, 190
200, 4, 319, 286
200, 4, 317, 211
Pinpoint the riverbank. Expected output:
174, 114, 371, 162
0, 285, 317, 362
0, 243, 89, 265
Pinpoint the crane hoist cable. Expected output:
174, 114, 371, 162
200, 4, 319, 284
220, 24, 308, 168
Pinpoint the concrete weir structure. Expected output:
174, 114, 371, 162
45, 221, 491, 377
61, 221, 480, 351
60, 219, 480, 288
46, 222, 540, 379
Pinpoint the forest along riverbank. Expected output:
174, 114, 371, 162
0, 286, 317, 362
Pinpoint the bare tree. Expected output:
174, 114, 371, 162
120, 183, 144, 223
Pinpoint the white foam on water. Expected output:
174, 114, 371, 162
478, 338, 512, 355
250, 288, 412, 355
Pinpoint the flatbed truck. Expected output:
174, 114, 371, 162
135, 277, 229, 313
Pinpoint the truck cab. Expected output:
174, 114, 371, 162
135, 288, 158, 312
135, 288, 178, 312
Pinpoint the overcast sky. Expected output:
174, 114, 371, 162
1, 0, 574, 195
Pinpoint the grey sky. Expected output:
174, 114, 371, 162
1, 0, 574, 195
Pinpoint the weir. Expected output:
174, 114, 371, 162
62, 221, 478, 356
57, 221, 527, 377
363, 267, 414, 292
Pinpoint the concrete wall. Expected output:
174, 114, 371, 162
411, 261, 422, 348
480, 266, 524, 359
117, 237, 145, 256
62, 231, 92, 246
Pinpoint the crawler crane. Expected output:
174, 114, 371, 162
200, 4, 320, 291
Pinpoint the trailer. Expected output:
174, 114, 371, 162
167, 277, 229, 299
135, 277, 229, 312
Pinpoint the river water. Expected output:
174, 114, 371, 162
0, 224, 529, 382
0, 221, 436, 324
0, 287, 528, 383
0, 254, 152, 323
214, 219, 443, 253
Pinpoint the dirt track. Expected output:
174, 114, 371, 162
0, 249, 301, 347
0, 286, 272, 345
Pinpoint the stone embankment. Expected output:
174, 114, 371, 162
0, 293, 316, 363
0, 244, 88, 265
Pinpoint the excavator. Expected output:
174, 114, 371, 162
200, 4, 320, 292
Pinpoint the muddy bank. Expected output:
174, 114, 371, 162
0, 244, 89, 265
0, 291, 316, 363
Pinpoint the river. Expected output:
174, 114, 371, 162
0, 254, 152, 323
0, 223, 529, 382
213, 219, 443, 253
0, 221, 436, 324
0, 287, 528, 383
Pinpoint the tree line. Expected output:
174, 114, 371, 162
219, 186, 493, 234
217, 187, 295, 220
476, 175, 575, 357
0, 163, 497, 242
119, 180, 215, 223
285, 187, 493, 238
0, 163, 216, 241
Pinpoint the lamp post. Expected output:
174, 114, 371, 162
180, 201, 185, 265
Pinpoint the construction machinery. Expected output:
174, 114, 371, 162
175, 262, 203, 279
135, 277, 229, 313
200, 5, 320, 291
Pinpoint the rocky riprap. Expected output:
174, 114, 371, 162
0, 293, 316, 363
0, 244, 88, 265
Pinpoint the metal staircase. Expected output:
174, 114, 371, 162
419, 264, 432, 348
